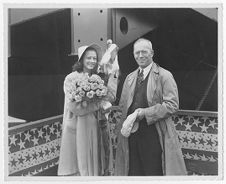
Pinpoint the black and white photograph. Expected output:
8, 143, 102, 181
2, 1, 224, 183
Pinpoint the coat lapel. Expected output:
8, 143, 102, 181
147, 63, 159, 105
127, 69, 138, 109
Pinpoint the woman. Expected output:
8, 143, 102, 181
58, 44, 118, 176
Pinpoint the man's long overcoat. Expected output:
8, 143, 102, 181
115, 62, 187, 176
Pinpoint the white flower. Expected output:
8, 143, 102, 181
74, 95, 82, 102
101, 87, 107, 96
79, 81, 86, 88
83, 84, 91, 91
88, 76, 96, 82
99, 79, 104, 84
96, 89, 102, 97
98, 84, 104, 90
89, 74, 101, 81
79, 90, 85, 97
91, 83, 98, 90
87, 91, 94, 99
75, 87, 82, 92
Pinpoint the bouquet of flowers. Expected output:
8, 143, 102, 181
64, 71, 108, 107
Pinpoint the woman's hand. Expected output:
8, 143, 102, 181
67, 100, 80, 113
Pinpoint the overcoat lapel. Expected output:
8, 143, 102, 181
147, 63, 159, 105
126, 69, 139, 110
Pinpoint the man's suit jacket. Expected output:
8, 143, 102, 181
115, 62, 187, 176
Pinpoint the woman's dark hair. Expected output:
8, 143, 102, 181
72, 47, 99, 74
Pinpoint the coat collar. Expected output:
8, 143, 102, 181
152, 62, 160, 75
127, 68, 138, 87
127, 62, 159, 85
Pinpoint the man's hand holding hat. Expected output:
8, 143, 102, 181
136, 108, 145, 121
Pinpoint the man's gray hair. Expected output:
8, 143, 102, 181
134, 38, 153, 51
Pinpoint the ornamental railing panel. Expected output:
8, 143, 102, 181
8, 108, 218, 176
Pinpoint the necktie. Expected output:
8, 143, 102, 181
137, 69, 144, 84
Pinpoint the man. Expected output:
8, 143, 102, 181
115, 38, 186, 176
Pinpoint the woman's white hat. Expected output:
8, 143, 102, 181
70, 44, 102, 63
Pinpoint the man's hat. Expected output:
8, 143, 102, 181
121, 111, 139, 137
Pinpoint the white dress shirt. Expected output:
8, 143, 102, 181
138, 62, 153, 80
